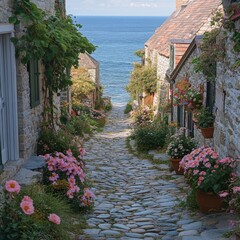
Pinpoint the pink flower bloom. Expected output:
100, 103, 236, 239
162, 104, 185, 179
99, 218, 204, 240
218, 192, 229, 197
49, 172, 59, 182
22, 195, 33, 203
20, 198, 34, 215
193, 170, 199, 175
48, 213, 61, 225
5, 180, 21, 194
233, 186, 240, 194
205, 162, 211, 168
199, 171, 206, 176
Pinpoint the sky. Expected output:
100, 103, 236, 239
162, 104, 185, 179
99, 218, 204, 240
66, 0, 175, 16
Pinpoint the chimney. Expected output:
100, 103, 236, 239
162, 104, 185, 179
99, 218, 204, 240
176, 0, 188, 10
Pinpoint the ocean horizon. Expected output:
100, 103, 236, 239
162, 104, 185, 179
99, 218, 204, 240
74, 16, 167, 105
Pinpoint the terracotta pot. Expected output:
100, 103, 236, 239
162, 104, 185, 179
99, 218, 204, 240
196, 190, 224, 213
235, 232, 240, 240
200, 126, 214, 139
170, 158, 184, 175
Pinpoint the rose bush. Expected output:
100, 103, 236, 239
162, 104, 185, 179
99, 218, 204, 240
180, 146, 235, 194
166, 128, 196, 159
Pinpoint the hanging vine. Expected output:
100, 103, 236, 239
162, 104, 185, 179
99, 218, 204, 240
9, 0, 95, 126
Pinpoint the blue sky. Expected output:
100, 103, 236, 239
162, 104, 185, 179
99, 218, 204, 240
66, 0, 175, 16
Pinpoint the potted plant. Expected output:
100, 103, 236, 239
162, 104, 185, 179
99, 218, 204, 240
185, 89, 202, 110
193, 107, 214, 138
166, 128, 196, 175
179, 146, 235, 213
224, 0, 240, 21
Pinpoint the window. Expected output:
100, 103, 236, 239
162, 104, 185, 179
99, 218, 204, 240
28, 59, 40, 108
187, 111, 194, 137
177, 105, 184, 127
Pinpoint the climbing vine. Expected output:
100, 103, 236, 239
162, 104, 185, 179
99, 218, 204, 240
9, 0, 95, 125
192, 10, 225, 81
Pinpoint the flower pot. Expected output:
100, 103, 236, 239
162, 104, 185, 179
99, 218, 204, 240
235, 232, 240, 240
170, 158, 184, 175
196, 190, 224, 213
200, 126, 214, 139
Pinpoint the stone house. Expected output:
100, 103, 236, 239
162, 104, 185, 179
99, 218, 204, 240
169, 1, 240, 159
77, 52, 101, 108
144, 0, 222, 112
0, 0, 64, 177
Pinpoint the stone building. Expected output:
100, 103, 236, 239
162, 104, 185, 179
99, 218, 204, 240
0, 1, 61, 175
144, 0, 222, 112
169, 37, 213, 148
77, 52, 101, 108
169, 2, 240, 159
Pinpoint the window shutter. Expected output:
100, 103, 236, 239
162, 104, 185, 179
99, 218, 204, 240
29, 59, 40, 108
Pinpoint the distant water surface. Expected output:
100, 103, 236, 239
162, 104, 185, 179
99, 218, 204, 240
74, 16, 167, 105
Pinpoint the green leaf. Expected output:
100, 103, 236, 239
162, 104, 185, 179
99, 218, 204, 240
8, 16, 18, 24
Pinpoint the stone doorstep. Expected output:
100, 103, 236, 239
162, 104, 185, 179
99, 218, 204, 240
0, 158, 24, 185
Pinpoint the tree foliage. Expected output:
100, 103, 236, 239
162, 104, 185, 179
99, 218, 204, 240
9, 0, 95, 125
71, 68, 95, 104
126, 64, 157, 100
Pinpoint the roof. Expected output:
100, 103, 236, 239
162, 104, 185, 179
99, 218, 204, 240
78, 52, 99, 69
170, 35, 203, 81
145, 0, 222, 58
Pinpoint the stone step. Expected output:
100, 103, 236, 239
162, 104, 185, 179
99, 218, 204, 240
22, 156, 45, 170
12, 168, 42, 186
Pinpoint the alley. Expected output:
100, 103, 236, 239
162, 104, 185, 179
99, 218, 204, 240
80, 105, 232, 240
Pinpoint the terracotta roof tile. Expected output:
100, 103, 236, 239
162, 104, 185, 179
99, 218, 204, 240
145, 0, 222, 57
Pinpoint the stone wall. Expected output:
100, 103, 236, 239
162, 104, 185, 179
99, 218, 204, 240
1, 0, 57, 160
214, 30, 240, 158
154, 54, 170, 112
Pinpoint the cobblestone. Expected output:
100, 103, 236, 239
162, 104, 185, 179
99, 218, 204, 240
81, 105, 234, 239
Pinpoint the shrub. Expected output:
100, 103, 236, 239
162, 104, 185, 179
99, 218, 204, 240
166, 128, 196, 159
42, 149, 95, 210
65, 115, 92, 136
0, 182, 73, 240
124, 102, 133, 114
130, 106, 154, 127
133, 122, 169, 152
180, 146, 235, 194
37, 128, 79, 157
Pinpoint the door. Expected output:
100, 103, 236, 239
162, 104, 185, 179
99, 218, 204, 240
0, 35, 8, 164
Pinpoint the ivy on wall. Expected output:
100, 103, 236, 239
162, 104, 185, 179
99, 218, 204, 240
9, 0, 95, 125
192, 10, 225, 81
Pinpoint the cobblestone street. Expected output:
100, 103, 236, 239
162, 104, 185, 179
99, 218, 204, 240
80, 105, 233, 240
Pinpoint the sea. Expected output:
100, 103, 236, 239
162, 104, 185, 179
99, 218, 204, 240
74, 16, 167, 105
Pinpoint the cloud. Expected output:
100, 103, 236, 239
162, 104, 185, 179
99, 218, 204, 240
130, 2, 159, 8
66, 0, 175, 16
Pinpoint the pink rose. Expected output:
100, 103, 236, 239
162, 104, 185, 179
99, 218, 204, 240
233, 186, 240, 194
218, 192, 229, 197
20, 198, 35, 215
5, 180, 21, 194
48, 213, 61, 225
22, 195, 33, 203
